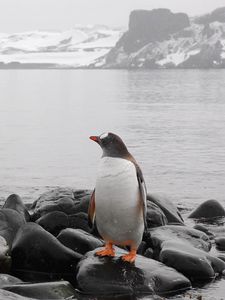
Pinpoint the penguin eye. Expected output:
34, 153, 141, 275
100, 132, 109, 140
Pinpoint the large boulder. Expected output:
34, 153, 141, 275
68, 212, 91, 233
147, 226, 225, 281
194, 7, 225, 24
11, 223, 82, 282
0, 289, 36, 300
147, 194, 184, 224
0, 209, 26, 247
189, 199, 225, 219
3, 281, 77, 300
57, 228, 103, 255
76, 247, 191, 296
148, 225, 211, 254
36, 211, 69, 236
3, 194, 30, 222
146, 201, 168, 228
0, 236, 11, 272
31, 188, 91, 220
215, 237, 225, 251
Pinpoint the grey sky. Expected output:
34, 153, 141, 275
1, 0, 225, 32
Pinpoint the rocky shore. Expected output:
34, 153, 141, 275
0, 188, 225, 299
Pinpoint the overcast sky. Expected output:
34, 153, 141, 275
1, 0, 225, 32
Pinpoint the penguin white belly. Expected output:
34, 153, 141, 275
95, 157, 144, 247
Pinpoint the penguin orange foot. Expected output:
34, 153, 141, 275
121, 249, 137, 263
95, 242, 115, 257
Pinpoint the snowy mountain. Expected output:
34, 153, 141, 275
103, 8, 225, 69
0, 25, 122, 68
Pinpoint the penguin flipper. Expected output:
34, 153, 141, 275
88, 189, 96, 227
136, 166, 147, 229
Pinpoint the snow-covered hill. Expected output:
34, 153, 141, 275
103, 8, 225, 69
0, 25, 122, 68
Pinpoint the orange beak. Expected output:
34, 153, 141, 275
89, 136, 100, 143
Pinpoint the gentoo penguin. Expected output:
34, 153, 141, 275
88, 132, 147, 263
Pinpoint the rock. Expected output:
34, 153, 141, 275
3, 281, 77, 300
116, 9, 190, 53
147, 225, 225, 281
159, 241, 225, 281
3, 194, 30, 222
193, 224, 214, 238
31, 188, 91, 220
57, 228, 103, 255
148, 225, 211, 254
194, 7, 225, 24
36, 211, 69, 236
215, 237, 225, 251
146, 201, 168, 228
0, 209, 26, 247
11, 223, 82, 282
76, 247, 191, 296
0, 274, 23, 288
147, 194, 184, 224
68, 212, 91, 233
0, 289, 36, 300
189, 199, 225, 219
0, 236, 11, 273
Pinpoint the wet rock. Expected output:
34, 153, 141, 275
189, 199, 225, 219
148, 225, 211, 254
146, 201, 168, 228
57, 228, 103, 255
36, 211, 69, 236
68, 212, 91, 233
11, 223, 82, 281
0, 209, 26, 247
31, 188, 76, 220
3, 281, 77, 300
3, 194, 30, 222
215, 237, 225, 251
193, 224, 214, 238
0, 289, 35, 300
147, 193, 184, 224
159, 241, 225, 281
147, 225, 225, 281
76, 247, 191, 296
0, 236, 11, 273
31, 188, 92, 220
0, 274, 23, 288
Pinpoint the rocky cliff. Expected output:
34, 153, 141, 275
102, 8, 225, 69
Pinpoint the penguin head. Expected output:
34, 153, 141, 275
89, 132, 129, 158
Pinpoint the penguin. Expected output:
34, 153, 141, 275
88, 132, 147, 263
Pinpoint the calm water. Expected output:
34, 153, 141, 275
0, 69, 225, 207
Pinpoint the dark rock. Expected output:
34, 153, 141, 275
76, 247, 191, 296
31, 188, 92, 220
215, 237, 225, 250
137, 241, 147, 255
3, 281, 77, 300
31, 188, 76, 220
146, 201, 168, 228
159, 241, 225, 281
36, 211, 69, 236
57, 228, 103, 255
68, 212, 91, 233
0, 236, 11, 273
0, 274, 23, 288
117, 9, 190, 53
148, 225, 211, 254
143, 248, 154, 259
0, 208, 26, 247
0, 289, 35, 300
147, 225, 225, 281
11, 223, 82, 281
147, 193, 184, 224
194, 7, 225, 24
189, 199, 225, 219
193, 224, 214, 238
3, 194, 30, 222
